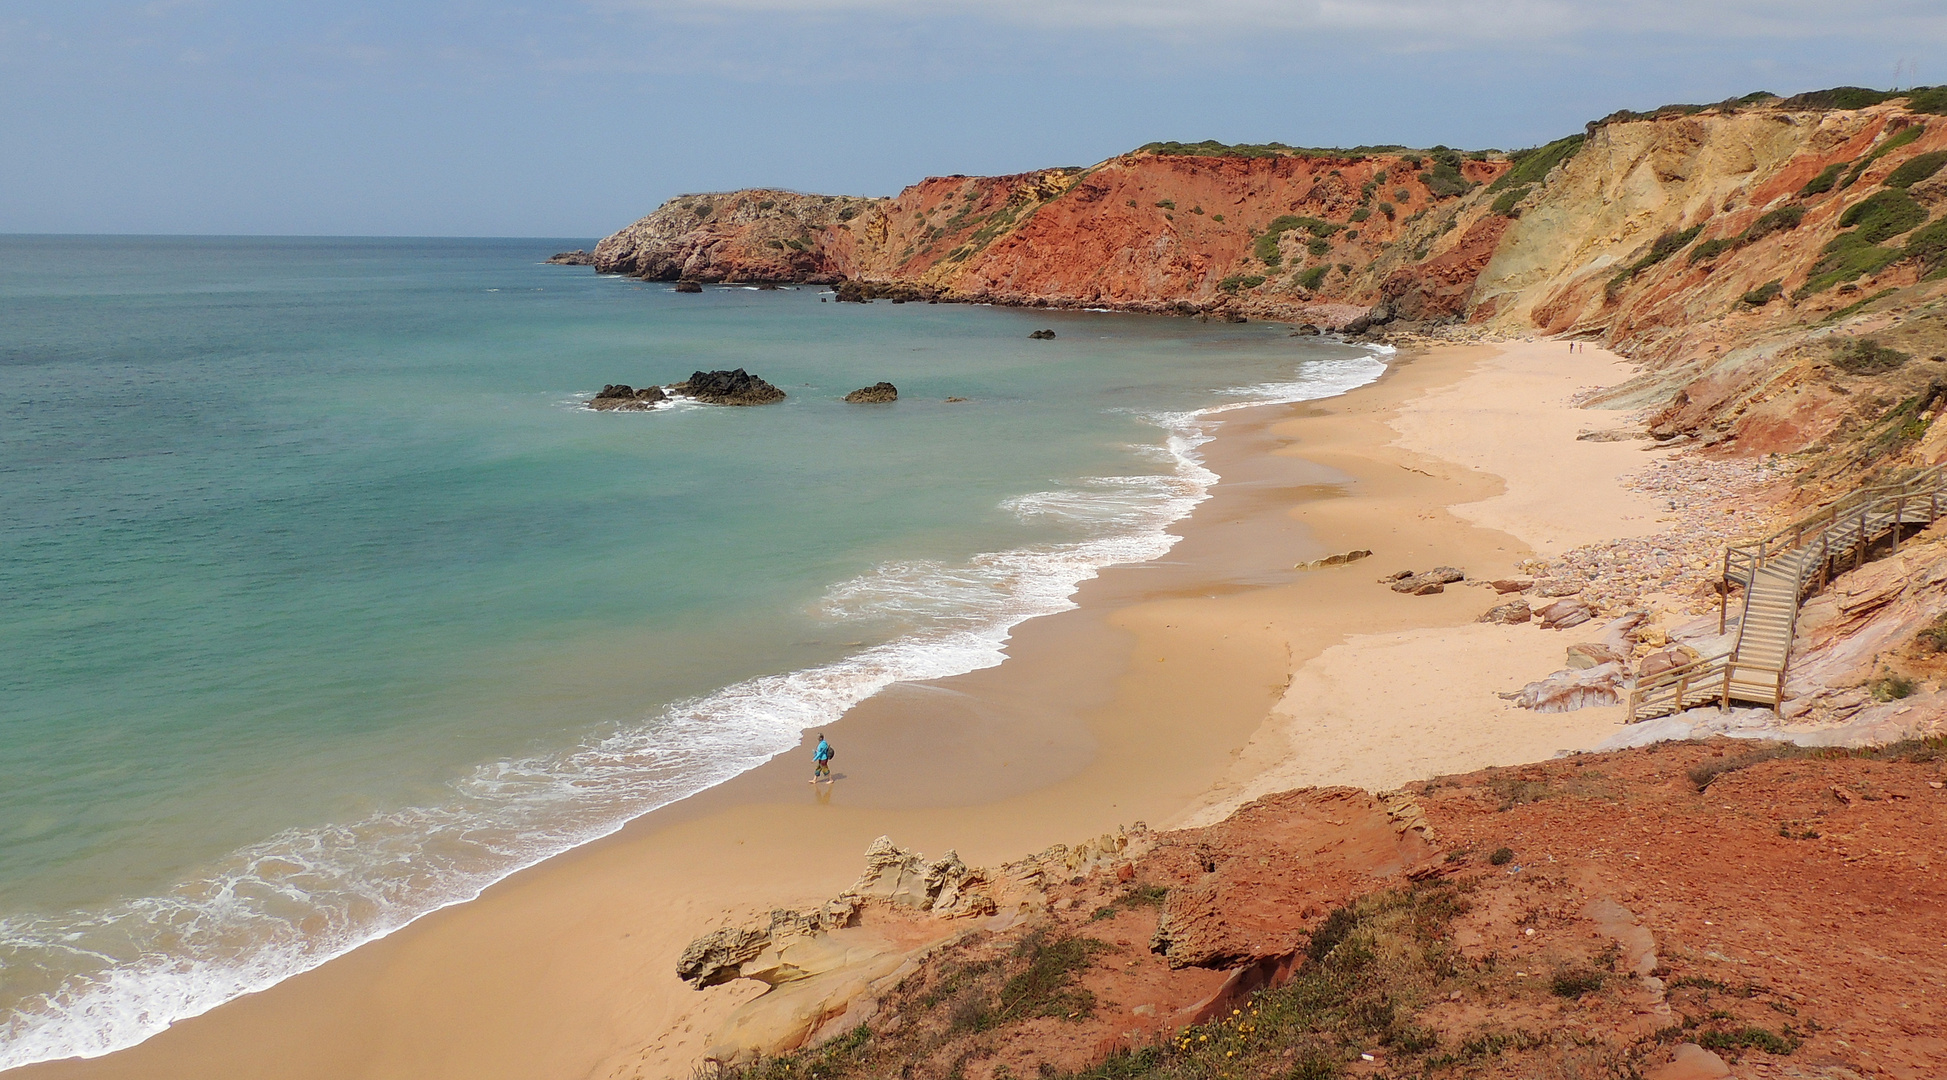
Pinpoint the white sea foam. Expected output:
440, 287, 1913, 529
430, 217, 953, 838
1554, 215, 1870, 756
0, 346, 1389, 1071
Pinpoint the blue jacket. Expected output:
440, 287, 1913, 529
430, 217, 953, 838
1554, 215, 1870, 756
814, 738, 833, 762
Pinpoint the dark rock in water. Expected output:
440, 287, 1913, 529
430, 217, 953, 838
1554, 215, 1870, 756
844, 382, 898, 404
1029, 329, 1057, 340
546, 250, 595, 266
1290, 324, 1321, 336
677, 369, 786, 406
674, 281, 704, 293
588, 384, 669, 411
834, 280, 939, 304
757, 283, 780, 290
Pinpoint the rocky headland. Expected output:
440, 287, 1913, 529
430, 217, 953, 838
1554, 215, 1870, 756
595, 91, 1947, 488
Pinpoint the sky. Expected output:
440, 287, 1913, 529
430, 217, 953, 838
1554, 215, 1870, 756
4, 1, 1946, 236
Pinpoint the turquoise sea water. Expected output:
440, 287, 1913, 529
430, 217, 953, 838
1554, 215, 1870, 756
0, 235, 1386, 1066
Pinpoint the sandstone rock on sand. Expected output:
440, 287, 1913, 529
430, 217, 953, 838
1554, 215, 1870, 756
844, 382, 898, 403
1501, 661, 1626, 712
1635, 645, 1700, 679
676, 927, 770, 989
1536, 596, 1594, 629
1491, 578, 1535, 593
588, 384, 668, 411
677, 369, 786, 406
1390, 566, 1465, 595
1565, 642, 1626, 669
1296, 549, 1372, 571
1478, 598, 1533, 624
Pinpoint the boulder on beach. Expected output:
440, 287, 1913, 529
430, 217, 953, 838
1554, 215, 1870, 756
1297, 549, 1372, 571
1389, 566, 1464, 595
1477, 599, 1533, 624
588, 384, 668, 411
677, 369, 786, 406
1536, 597, 1594, 630
844, 382, 898, 403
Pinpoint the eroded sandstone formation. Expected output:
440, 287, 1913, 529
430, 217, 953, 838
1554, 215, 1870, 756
677, 740, 1947, 1079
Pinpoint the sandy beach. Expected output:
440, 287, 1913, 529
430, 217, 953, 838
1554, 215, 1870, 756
14, 338, 1668, 1080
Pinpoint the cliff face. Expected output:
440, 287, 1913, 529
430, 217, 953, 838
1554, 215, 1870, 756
596, 96, 1947, 468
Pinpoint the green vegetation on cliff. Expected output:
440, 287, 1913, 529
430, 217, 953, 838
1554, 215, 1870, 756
1840, 189, 1927, 244
1485, 135, 1584, 194
1254, 216, 1341, 268
1886, 151, 1947, 189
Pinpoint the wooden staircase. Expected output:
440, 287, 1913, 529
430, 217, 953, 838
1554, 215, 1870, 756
1626, 466, 1947, 723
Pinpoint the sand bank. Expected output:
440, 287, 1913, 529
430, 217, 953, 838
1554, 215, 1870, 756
13, 339, 1663, 1080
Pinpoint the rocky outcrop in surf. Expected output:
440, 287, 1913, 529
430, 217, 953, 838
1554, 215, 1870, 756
545, 250, 594, 265
843, 382, 897, 403
676, 369, 786, 406
587, 384, 667, 410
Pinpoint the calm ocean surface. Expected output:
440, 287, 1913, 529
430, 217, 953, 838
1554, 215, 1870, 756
0, 235, 1386, 1066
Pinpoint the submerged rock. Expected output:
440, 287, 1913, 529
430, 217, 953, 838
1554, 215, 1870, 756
844, 382, 898, 403
678, 369, 786, 406
1029, 329, 1057, 339
674, 281, 704, 293
588, 384, 668, 411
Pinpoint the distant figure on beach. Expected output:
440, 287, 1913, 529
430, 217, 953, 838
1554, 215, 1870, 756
812, 734, 835, 782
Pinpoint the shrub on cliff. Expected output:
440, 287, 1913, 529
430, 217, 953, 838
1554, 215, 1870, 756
1218, 274, 1266, 294
1378, 201, 1396, 220
1780, 86, 1899, 110
1610, 225, 1706, 296
1689, 237, 1737, 264
1907, 218, 1947, 272
1295, 266, 1329, 291
1831, 337, 1911, 375
1350, 207, 1371, 222
1843, 124, 1927, 188
1419, 162, 1474, 199
1490, 184, 1533, 217
1253, 216, 1339, 267
1840, 189, 1927, 243
1796, 233, 1904, 297
1799, 162, 1847, 197
1886, 150, 1947, 189
1908, 87, 1947, 115
1488, 134, 1585, 195
1745, 205, 1806, 242
1740, 280, 1784, 305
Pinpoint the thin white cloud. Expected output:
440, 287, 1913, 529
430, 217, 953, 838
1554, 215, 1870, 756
597, 0, 1947, 44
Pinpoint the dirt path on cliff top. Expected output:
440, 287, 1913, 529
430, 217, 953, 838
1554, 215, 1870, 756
10, 340, 1671, 1080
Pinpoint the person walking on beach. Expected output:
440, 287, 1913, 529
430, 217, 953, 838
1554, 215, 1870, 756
811, 734, 835, 783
